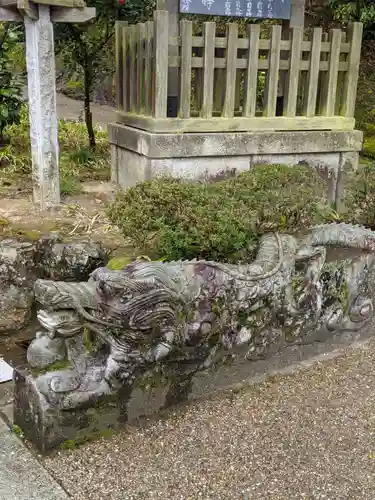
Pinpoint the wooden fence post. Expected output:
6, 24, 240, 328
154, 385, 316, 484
284, 27, 302, 117
179, 19, 192, 118
341, 22, 363, 117
264, 25, 282, 117
243, 24, 260, 117
223, 23, 238, 118
321, 29, 341, 116
115, 21, 124, 110
201, 22, 215, 119
144, 20, 153, 115
153, 9, 169, 118
303, 27, 322, 117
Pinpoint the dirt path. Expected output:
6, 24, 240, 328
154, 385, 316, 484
43, 337, 375, 500
0, 181, 129, 252
56, 93, 116, 128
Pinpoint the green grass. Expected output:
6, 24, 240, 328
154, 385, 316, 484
0, 106, 110, 196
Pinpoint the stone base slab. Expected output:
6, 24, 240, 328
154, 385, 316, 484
109, 124, 362, 208
108, 124, 363, 158
13, 316, 375, 452
109, 123, 363, 208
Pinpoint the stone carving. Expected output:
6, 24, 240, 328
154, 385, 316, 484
0, 240, 36, 332
0, 236, 108, 334
14, 223, 375, 450
27, 223, 375, 400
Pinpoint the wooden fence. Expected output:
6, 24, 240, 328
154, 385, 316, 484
115, 13, 363, 133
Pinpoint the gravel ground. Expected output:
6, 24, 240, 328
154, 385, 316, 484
43, 339, 375, 500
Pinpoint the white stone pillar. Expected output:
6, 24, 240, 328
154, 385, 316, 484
24, 5, 60, 209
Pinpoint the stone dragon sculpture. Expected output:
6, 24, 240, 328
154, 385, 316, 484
26, 222, 375, 410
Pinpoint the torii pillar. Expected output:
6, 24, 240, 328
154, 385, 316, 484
0, 0, 95, 209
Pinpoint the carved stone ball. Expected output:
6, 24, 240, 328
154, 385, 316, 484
27, 333, 66, 369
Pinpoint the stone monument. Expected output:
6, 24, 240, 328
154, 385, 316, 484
13, 222, 375, 451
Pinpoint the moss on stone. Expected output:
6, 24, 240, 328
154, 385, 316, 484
107, 255, 134, 270
322, 261, 351, 312
83, 327, 93, 352
60, 428, 115, 450
12, 424, 24, 438
31, 359, 71, 377
135, 367, 169, 391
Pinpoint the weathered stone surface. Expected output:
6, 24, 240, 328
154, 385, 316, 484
113, 147, 355, 206
0, 418, 69, 499
13, 367, 127, 453
108, 123, 363, 158
25, 5, 60, 208
110, 126, 363, 208
27, 333, 66, 369
35, 235, 109, 281
0, 240, 36, 333
0, 237, 108, 335
13, 222, 375, 451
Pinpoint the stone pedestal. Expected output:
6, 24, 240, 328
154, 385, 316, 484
13, 367, 129, 452
108, 124, 363, 209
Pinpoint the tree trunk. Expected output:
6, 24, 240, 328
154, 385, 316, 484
83, 59, 95, 150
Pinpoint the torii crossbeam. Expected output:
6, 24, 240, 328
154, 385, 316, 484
0, 0, 96, 209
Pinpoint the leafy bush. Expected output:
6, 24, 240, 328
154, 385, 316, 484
344, 162, 375, 228
363, 136, 375, 158
108, 165, 327, 262
0, 106, 110, 196
0, 23, 24, 140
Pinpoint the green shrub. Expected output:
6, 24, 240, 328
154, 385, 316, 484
344, 162, 375, 229
363, 136, 375, 159
0, 24, 24, 140
0, 106, 110, 194
108, 165, 327, 262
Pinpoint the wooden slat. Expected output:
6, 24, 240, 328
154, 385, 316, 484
243, 24, 260, 117
0, 6, 21, 20
117, 112, 355, 133
168, 55, 349, 72
264, 25, 282, 117
115, 22, 124, 110
179, 20, 192, 118
341, 22, 363, 117
122, 26, 129, 113
201, 22, 215, 119
213, 56, 225, 113
335, 31, 346, 115
169, 36, 351, 53
153, 9, 169, 119
128, 25, 137, 113
144, 21, 153, 116
223, 23, 238, 118
303, 27, 322, 117
285, 27, 303, 117
322, 29, 341, 116
317, 32, 329, 114
136, 23, 145, 113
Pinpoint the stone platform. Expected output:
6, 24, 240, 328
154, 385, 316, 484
108, 124, 363, 208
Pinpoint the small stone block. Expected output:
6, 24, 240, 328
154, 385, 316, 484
13, 367, 128, 453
